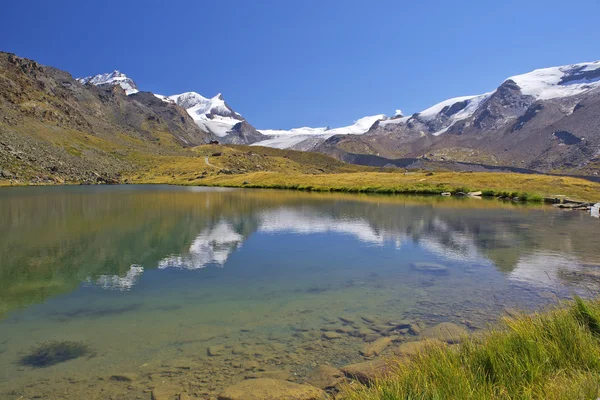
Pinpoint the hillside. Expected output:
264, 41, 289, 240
0, 52, 215, 184
1, 51, 600, 203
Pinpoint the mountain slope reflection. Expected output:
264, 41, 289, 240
158, 220, 244, 270
1, 187, 599, 315
151, 203, 599, 293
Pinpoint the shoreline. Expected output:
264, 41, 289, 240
1, 176, 599, 207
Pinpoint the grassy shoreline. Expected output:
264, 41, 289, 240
2, 169, 600, 204
342, 297, 600, 400
137, 170, 600, 203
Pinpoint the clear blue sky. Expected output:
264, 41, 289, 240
1, 0, 599, 130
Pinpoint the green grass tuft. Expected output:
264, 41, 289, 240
342, 298, 600, 400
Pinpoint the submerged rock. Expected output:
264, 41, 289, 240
322, 331, 343, 340
246, 370, 291, 381
207, 344, 226, 356
306, 365, 346, 391
218, 378, 328, 400
110, 373, 138, 382
360, 337, 393, 357
422, 322, 468, 344
338, 316, 356, 324
408, 323, 422, 336
410, 262, 449, 274
340, 359, 393, 384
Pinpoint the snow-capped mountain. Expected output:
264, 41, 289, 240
77, 70, 139, 95
75, 60, 600, 172
252, 114, 386, 150
315, 60, 600, 173
376, 60, 600, 134
78, 71, 264, 144
167, 92, 242, 137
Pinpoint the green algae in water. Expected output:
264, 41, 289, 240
19, 340, 92, 368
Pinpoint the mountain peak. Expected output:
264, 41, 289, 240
76, 70, 139, 95
508, 60, 600, 100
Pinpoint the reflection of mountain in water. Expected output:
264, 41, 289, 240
155, 204, 600, 293
158, 220, 244, 270
1, 187, 599, 315
87, 265, 144, 291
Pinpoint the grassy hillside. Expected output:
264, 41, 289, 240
3, 139, 600, 202
126, 147, 600, 202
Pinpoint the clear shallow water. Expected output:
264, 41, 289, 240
0, 185, 599, 399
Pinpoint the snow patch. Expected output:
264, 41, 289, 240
509, 61, 600, 100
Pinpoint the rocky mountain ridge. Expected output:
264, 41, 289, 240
313, 61, 600, 174
79, 71, 265, 144
0, 52, 212, 183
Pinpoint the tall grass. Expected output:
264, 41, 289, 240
341, 297, 600, 400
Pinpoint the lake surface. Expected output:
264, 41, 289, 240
0, 185, 599, 399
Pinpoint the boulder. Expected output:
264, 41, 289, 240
422, 322, 468, 344
340, 359, 393, 384
360, 337, 392, 357
306, 365, 346, 391
218, 378, 328, 400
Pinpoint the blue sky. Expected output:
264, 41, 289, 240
1, 0, 599, 130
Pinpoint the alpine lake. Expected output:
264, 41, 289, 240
0, 185, 599, 399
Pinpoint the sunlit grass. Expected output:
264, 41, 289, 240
341, 297, 600, 400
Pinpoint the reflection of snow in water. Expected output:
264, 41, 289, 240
258, 208, 394, 245
158, 220, 243, 270
508, 252, 582, 287
89, 264, 144, 291
151, 207, 591, 290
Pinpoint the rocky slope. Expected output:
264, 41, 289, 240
80, 72, 265, 145
0, 52, 212, 184
314, 61, 600, 174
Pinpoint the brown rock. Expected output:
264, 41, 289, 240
352, 328, 378, 338
408, 323, 422, 336
340, 359, 393, 384
322, 331, 342, 340
218, 378, 328, 400
208, 344, 226, 356
422, 322, 468, 344
306, 365, 346, 390
360, 337, 392, 357
246, 370, 291, 381
241, 360, 260, 371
